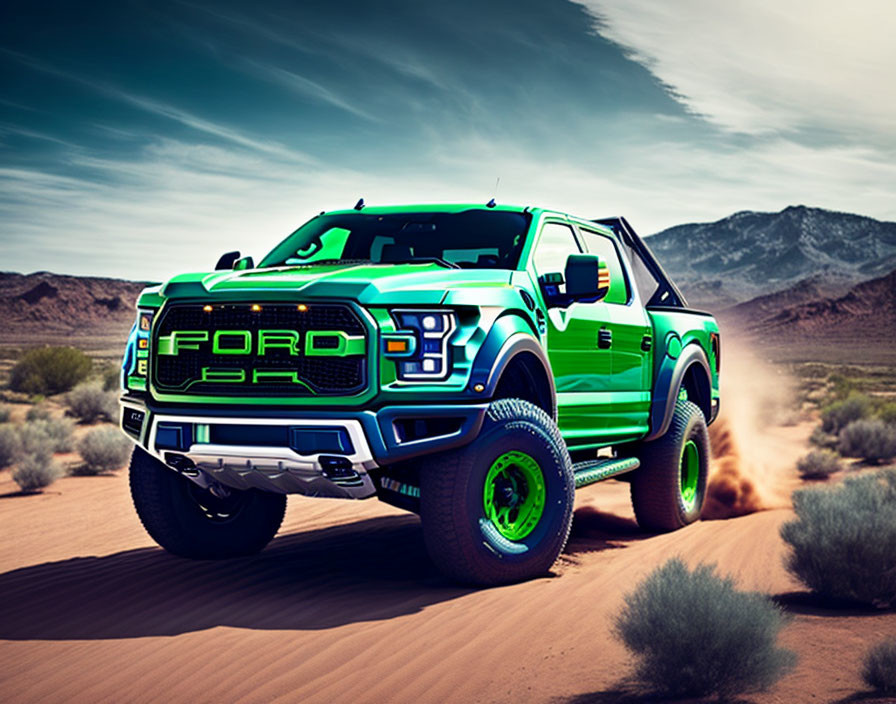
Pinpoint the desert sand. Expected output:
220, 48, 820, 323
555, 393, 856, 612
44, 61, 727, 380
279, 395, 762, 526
1, 426, 893, 704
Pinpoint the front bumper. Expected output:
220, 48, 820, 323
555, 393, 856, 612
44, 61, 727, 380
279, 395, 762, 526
120, 396, 487, 499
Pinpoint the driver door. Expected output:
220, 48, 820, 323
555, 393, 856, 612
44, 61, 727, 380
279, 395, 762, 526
531, 222, 616, 444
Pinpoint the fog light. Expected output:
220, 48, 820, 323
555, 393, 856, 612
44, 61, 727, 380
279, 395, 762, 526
422, 315, 437, 330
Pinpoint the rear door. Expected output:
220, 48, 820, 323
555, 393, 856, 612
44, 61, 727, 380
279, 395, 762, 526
578, 226, 652, 438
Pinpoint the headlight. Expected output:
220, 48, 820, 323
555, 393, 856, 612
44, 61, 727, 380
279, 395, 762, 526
122, 308, 155, 390
385, 310, 456, 380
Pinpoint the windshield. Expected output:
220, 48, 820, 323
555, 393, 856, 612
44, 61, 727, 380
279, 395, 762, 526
259, 209, 531, 269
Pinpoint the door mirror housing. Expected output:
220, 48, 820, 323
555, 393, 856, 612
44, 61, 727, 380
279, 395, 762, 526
215, 251, 241, 270
233, 256, 255, 271
565, 254, 609, 302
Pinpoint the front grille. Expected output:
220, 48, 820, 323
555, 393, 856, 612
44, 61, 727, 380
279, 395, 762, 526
152, 303, 367, 396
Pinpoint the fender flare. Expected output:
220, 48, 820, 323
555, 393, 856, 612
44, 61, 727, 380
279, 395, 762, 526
468, 316, 557, 421
645, 343, 712, 441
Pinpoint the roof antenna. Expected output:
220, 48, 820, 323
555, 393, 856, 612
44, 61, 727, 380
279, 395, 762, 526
354, 198, 365, 211
486, 177, 499, 208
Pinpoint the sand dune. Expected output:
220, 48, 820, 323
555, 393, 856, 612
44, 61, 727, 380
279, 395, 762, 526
1, 465, 893, 704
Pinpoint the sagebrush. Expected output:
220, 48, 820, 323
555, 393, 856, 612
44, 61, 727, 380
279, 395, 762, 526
12, 449, 62, 492
17, 419, 74, 454
0, 424, 21, 468
821, 395, 872, 434
796, 449, 842, 480
863, 637, 896, 694
8, 346, 92, 395
780, 469, 896, 607
838, 419, 896, 463
615, 558, 796, 698
66, 382, 118, 423
76, 427, 132, 474
25, 403, 51, 421
0, 404, 9, 423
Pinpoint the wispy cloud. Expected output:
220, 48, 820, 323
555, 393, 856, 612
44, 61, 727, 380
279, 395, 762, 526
573, 0, 896, 142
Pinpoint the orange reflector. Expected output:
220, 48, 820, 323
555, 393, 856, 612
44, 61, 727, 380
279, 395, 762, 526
250, 304, 262, 312
386, 339, 409, 353
138, 338, 148, 349
297, 304, 308, 312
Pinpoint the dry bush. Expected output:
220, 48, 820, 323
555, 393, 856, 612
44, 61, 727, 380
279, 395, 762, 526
796, 449, 842, 480
12, 449, 62, 492
0, 424, 21, 468
615, 558, 796, 698
838, 419, 896, 464
0, 405, 9, 423
9, 346, 92, 395
863, 637, 896, 694
17, 419, 74, 454
781, 469, 896, 608
75, 427, 132, 474
25, 403, 51, 421
65, 382, 118, 423
821, 395, 872, 434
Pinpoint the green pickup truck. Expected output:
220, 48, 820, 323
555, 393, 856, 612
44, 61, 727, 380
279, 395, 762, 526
120, 203, 720, 585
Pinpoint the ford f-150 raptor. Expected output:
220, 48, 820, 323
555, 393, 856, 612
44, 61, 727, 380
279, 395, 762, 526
119, 203, 720, 585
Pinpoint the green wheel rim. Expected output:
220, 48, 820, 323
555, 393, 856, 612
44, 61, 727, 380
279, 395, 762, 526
680, 439, 699, 511
483, 450, 546, 541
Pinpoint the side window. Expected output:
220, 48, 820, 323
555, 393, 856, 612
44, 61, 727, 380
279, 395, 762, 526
579, 229, 630, 304
533, 223, 581, 278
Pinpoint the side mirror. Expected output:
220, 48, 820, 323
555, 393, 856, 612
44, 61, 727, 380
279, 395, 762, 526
215, 251, 240, 270
233, 256, 254, 271
565, 254, 609, 301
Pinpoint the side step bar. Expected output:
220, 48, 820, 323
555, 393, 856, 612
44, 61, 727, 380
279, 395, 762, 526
572, 457, 640, 489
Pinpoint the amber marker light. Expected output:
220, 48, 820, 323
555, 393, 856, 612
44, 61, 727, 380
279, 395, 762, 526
138, 338, 148, 349
250, 304, 262, 312
202, 305, 213, 313
297, 304, 308, 312
386, 339, 409, 353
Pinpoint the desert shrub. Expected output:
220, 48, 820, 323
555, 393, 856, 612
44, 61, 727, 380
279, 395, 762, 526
809, 425, 838, 449
796, 449, 842, 480
76, 427, 132, 474
25, 403, 51, 421
0, 405, 9, 423
863, 637, 896, 694
8, 346, 92, 396
614, 558, 796, 698
101, 365, 121, 392
876, 401, 896, 426
821, 395, 872, 434
0, 424, 21, 468
65, 382, 118, 423
12, 449, 62, 492
838, 419, 896, 463
781, 469, 896, 607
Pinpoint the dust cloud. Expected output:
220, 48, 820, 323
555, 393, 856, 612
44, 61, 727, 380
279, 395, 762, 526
702, 338, 804, 519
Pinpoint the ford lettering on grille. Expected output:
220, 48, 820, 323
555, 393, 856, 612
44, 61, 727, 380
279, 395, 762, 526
152, 303, 367, 396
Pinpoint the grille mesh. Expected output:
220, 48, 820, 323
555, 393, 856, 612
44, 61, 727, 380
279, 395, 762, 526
153, 303, 367, 396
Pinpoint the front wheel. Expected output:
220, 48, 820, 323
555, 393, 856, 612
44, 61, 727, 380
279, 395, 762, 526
630, 400, 709, 532
129, 447, 286, 559
420, 398, 575, 586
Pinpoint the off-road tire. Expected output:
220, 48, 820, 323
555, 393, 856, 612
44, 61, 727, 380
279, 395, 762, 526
129, 446, 286, 559
420, 398, 575, 586
630, 399, 709, 532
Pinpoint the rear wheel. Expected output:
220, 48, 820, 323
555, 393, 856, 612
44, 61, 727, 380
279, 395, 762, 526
420, 398, 574, 585
630, 400, 709, 532
129, 447, 286, 558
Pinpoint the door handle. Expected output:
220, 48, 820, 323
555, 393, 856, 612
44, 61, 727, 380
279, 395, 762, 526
598, 328, 612, 349
641, 335, 652, 351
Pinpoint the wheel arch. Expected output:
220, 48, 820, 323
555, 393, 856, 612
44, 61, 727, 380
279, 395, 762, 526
645, 343, 712, 441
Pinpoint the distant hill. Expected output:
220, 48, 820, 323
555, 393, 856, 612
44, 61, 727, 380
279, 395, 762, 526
0, 272, 148, 358
718, 268, 896, 364
646, 206, 896, 310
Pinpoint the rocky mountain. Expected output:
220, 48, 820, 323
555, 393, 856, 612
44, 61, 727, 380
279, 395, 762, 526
645, 206, 896, 310
0, 272, 148, 354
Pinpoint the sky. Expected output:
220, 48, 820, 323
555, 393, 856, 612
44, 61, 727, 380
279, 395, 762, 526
1, 0, 894, 280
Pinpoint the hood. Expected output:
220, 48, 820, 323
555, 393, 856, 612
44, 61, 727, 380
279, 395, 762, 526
157, 262, 515, 306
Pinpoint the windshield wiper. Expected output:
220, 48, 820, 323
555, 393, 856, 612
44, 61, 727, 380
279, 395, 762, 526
282, 258, 372, 267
